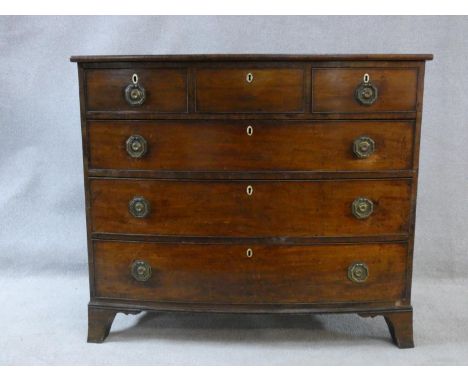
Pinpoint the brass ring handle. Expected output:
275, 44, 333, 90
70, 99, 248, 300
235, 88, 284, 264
131, 260, 152, 282
126, 135, 148, 158
353, 136, 375, 158
355, 73, 378, 105
129, 196, 150, 218
352, 197, 374, 219
348, 262, 369, 283
124, 73, 146, 106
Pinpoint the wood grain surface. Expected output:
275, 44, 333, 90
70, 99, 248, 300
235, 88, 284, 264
85, 68, 188, 112
195, 68, 305, 113
312, 68, 418, 113
94, 240, 408, 304
90, 178, 412, 237
88, 120, 414, 172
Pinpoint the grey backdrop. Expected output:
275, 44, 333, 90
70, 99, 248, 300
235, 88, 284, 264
0, 16, 467, 365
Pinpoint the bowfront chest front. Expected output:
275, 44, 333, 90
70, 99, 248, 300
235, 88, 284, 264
71, 54, 432, 347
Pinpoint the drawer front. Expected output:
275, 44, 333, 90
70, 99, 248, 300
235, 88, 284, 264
93, 241, 407, 304
85, 69, 188, 112
195, 68, 305, 113
312, 68, 418, 113
88, 120, 414, 172
90, 179, 411, 237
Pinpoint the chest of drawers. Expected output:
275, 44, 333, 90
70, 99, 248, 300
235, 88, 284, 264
71, 54, 432, 348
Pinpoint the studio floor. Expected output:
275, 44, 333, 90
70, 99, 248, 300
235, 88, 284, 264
1, 271, 467, 365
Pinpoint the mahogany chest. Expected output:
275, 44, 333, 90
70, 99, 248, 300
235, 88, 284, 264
71, 54, 432, 347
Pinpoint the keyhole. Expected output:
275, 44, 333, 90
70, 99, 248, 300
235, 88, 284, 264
246, 73, 253, 83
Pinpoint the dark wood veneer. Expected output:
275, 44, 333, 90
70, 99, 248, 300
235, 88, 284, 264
93, 241, 407, 304
86, 68, 188, 113
88, 120, 414, 172
195, 68, 305, 113
73, 54, 432, 348
90, 178, 412, 237
312, 68, 418, 113
71, 54, 433, 63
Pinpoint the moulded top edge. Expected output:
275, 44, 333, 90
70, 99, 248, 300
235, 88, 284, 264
70, 54, 434, 63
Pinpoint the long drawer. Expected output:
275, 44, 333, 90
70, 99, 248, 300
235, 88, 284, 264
90, 179, 412, 237
88, 120, 414, 172
93, 240, 408, 304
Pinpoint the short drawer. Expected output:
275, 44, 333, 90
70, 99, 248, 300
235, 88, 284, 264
90, 179, 411, 237
312, 68, 418, 113
93, 240, 407, 304
195, 68, 305, 113
88, 120, 414, 172
85, 68, 188, 113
